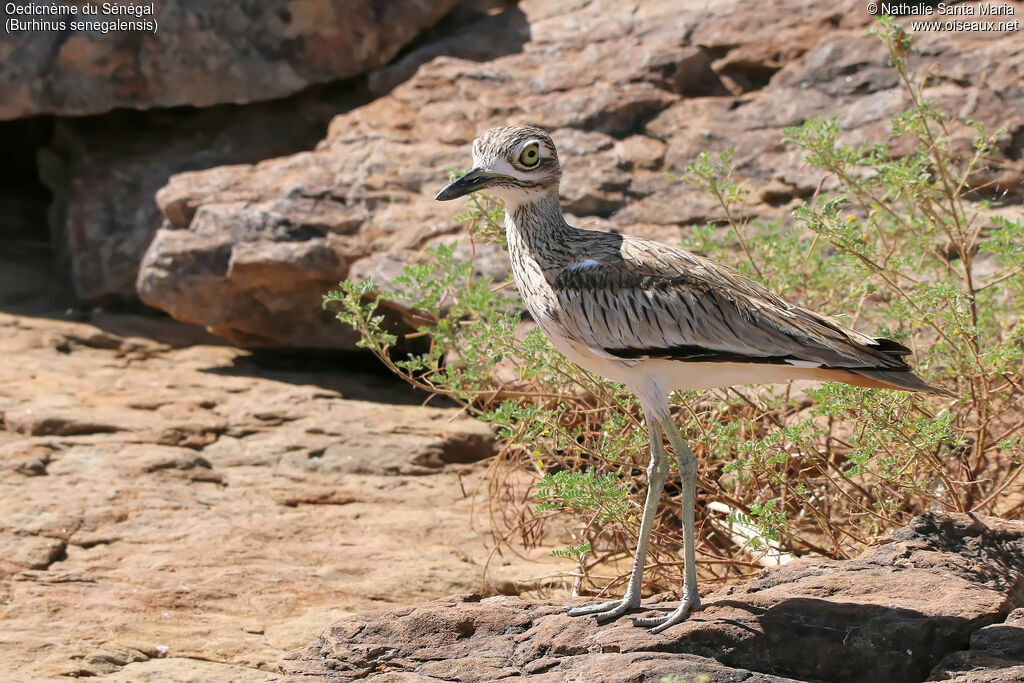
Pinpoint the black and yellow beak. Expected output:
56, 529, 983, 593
435, 168, 500, 201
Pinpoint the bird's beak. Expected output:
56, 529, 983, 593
435, 168, 500, 201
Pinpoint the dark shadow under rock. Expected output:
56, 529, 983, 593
929, 607, 1024, 682
281, 513, 1024, 683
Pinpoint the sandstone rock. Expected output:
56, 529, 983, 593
0, 532, 65, 570
930, 608, 1024, 682
935, 668, 1024, 683
0, 0, 459, 119
37, 91, 359, 305
366, 0, 531, 98
105, 658, 279, 683
137, 220, 360, 347
137, 0, 1024, 348
282, 513, 1024, 682
0, 311, 549, 679
3, 407, 122, 437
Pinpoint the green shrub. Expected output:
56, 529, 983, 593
324, 17, 1023, 595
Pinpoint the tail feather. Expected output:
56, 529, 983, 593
834, 333, 954, 396
848, 368, 956, 397
868, 337, 913, 356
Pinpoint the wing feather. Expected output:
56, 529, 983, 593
552, 236, 910, 372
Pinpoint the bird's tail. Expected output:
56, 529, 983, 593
845, 368, 956, 397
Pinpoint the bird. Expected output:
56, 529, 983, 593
435, 125, 952, 633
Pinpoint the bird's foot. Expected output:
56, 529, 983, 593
630, 593, 700, 634
566, 595, 640, 621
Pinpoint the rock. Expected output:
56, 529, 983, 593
137, 0, 1024, 348
137, 220, 360, 347
935, 668, 1024, 683
36, 90, 359, 305
137, 134, 476, 347
0, 0, 459, 119
58, 646, 150, 679
930, 608, 1024, 682
0, 117, 74, 313
282, 513, 1024, 682
3, 407, 122, 437
285, 614, 800, 682
0, 532, 65, 570
276, 401, 496, 476
105, 658, 279, 683
0, 311, 550, 679
366, 0, 532, 98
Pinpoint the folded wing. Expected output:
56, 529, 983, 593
552, 236, 913, 374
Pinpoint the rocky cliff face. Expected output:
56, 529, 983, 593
6, 1, 1022, 337
2, 0, 464, 307
132, 0, 1024, 347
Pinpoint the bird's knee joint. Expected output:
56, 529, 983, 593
649, 463, 669, 481
678, 454, 697, 479
647, 459, 669, 483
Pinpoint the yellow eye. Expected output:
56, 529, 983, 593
519, 143, 540, 167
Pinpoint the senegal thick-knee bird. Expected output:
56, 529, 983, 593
435, 125, 952, 633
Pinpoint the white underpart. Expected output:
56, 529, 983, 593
640, 358, 829, 392
543, 332, 829, 397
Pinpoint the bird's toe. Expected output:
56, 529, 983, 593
630, 597, 699, 632
566, 597, 638, 620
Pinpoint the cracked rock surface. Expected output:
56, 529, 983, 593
282, 513, 1024, 682
0, 311, 553, 680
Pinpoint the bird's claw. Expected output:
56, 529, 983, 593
566, 596, 639, 621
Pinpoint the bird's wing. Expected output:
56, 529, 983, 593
551, 236, 910, 371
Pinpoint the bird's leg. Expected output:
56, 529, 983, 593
631, 416, 701, 632
567, 417, 669, 621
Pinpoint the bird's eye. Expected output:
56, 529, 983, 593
519, 143, 540, 167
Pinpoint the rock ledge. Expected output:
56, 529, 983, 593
282, 513, 1024, 682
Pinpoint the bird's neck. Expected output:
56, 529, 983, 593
503, 191, 573, 257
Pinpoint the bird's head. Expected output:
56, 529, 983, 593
435, 125, 560, 209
